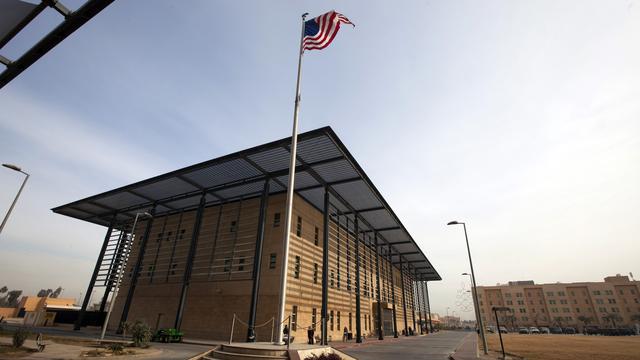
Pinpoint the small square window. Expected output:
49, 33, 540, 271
238, 258, 245, 271
224, 258, 232, 272
273, 213, 281, 227
314, 226, 319, 246
230, 221, 237, 233
269, 253, 277, 269
296, 216, 302, 237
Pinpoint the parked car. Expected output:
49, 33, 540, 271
563, 327, 577, 334
529, 327, 540, 334
584, 326, 600, 335
550, 327, 563, 334
486, 326, 496, 333
539, 327, 550, 334
499, 326, 509, 334
518, 327, 530, 334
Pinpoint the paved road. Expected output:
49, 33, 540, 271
339, 331, 472, 360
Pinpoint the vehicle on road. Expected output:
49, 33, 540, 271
486, 326, 496, 333
529, 327, 540, 334
499, 326, 508, 334
563, 327, 577, 334
518, 327, 530, 334
550, 327, 563, 334
539, 327, 550, 334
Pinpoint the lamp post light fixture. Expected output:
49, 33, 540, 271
100, 211, 152, 340
448, 221, 488, 355
1, 164, 30, 235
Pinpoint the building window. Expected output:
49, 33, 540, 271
349, 312, 352, 331
179, 229, 186, 240
314, 226, 319, 246
230, 221, 237, 233
292, 305, 298, 331
296, 216, 302, 237
312, 308, 317, 330
331, 271, 335, 287
330, 311, 334, 331
313, 263, 318, 284
238, 258, 245, 271
171, 263, 177, 275
269, 253, 277, 269
337, 311, 341, 329
294, 256, 301, 279
546, 292, 554, 297
224, 258, 232, 272
273, 213, 281, 227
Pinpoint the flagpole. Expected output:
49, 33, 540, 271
275, 12, 308, 345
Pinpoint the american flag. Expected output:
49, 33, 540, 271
303, 11, 354, 52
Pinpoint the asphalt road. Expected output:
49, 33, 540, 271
340, 331, 471, 360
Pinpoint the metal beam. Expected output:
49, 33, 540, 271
0, 0, 116, 89
321, 187, 330, 345
374, 233, 383, 340
388, 244, 398, 337
354, 216, 362, 343
247, 181, 269, 342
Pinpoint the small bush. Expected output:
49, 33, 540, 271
305, 352, 342, 360
12, 328, 30, 348
130, 321, 153, 348
107, 343, 124, 355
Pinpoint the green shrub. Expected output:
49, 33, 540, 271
12, 328, 30, 348
305, 353, 342, 360
107, 343, 124, 355
130, 321, 153, 348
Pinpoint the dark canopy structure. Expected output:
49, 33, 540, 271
53, 126, 440, 281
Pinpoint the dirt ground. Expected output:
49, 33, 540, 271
483, 333, 640, 360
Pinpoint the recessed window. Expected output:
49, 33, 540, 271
171, 263, 177, 275
292, 305, 298, 331
330, 310, 334, 331
296, 216, 302, 237
313, 263, 318, 284
294, 256, 301, 279
273, 213, 281, 227
269, 253, 276, 269
312, 308, 317, 331
230, 221, 237, 233
314, 226, 319, 246
238, 258, 245, 271
224, 258, 232, 272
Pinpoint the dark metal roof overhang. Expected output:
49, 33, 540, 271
52, 127, 441, 281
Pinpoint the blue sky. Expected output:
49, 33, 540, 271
1, 0, 639, 320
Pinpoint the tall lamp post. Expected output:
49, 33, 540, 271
100, 211, 152, 340
448, 221, 488, 355
463, 272, 482, 337
1, 163, 30, 235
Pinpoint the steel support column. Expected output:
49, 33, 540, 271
400, 258, 408, 336
416, 279, 423, 334
75, 217, 115, 330
374, 234, 383, 340
174, 193, 207, 329
247, 181, 270, 342
354, 217, 362, 343
119, 206, 156, 328
424, 281, 433, 332
410, 276, 417, 334
388, 245, 398, 337
99, 227, 128, 312
320, 188, 330, 345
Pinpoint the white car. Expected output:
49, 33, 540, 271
529, 327, 540, 334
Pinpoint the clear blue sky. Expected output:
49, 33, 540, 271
1, 0, 639, 320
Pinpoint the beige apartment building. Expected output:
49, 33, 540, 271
53, 127, 440, 343
477, 275, 640, 330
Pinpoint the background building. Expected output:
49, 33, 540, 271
477, 274, 640, 330
53, 127, 441, 342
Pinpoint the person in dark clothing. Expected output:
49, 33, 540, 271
283, 325, 290, 344
343, 326, 349, 342
307, 327, 314, 344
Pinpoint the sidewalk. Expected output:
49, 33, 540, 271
451, 333, 479, 360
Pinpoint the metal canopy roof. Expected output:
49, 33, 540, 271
52, 127, 441, 281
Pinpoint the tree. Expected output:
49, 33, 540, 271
5, 290, 22, 307
603, 313, 623, 329
0, 286, 7, 294
553, 316, 565, 328
577, 316, 593, 332
51, 287, 63, 298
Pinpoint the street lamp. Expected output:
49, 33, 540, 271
448, 221, 488, 355
1, 164, 30, 235
100, 211, 152, 340
463, 272, 483, 337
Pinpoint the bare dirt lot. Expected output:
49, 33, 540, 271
484, 333, 640, 360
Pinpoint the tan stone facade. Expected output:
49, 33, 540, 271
107, 193, 420, 341
477, 275, 640, 330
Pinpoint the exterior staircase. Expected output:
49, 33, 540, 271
198, 344, 289, 360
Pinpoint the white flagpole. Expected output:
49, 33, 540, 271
275, 12, 308, 345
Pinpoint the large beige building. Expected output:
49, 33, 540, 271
477, 275, 640, 330
54, 127, 440, 343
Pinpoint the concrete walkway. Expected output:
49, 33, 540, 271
337, 331, 472, 360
